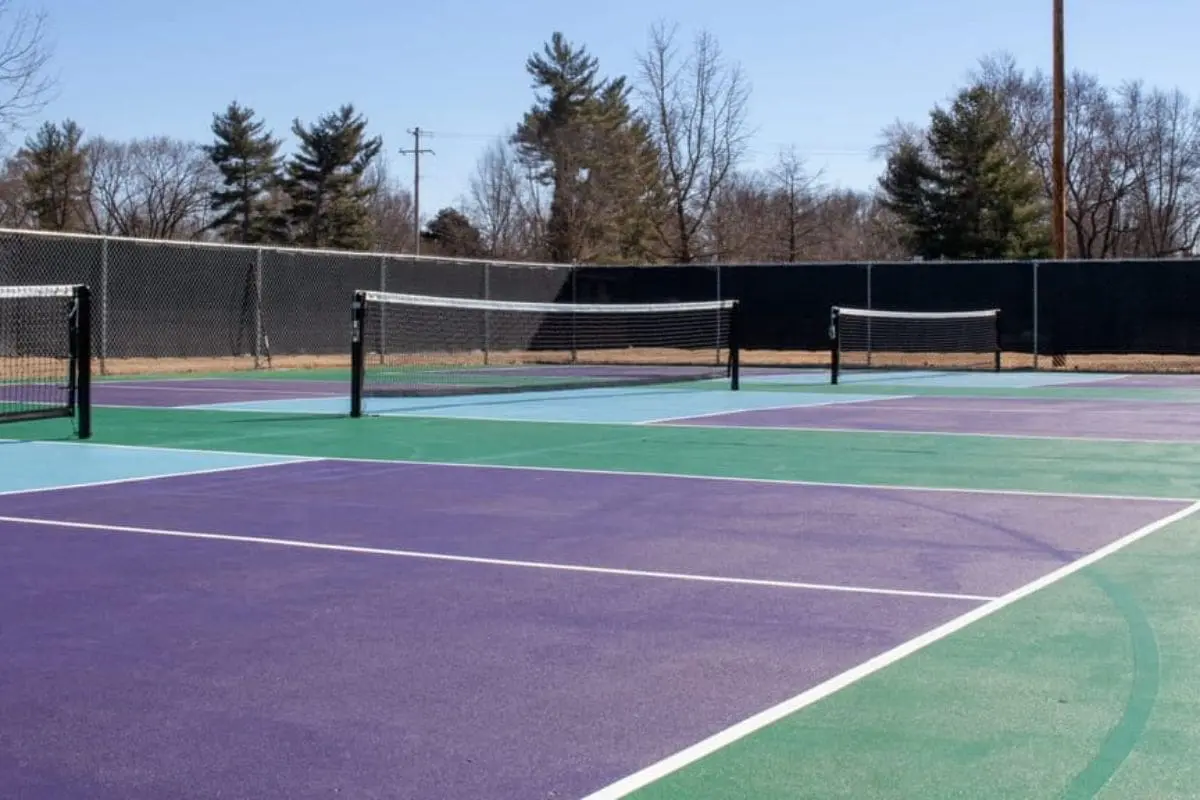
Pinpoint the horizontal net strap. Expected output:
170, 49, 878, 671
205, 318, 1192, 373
834, 306, 999, 321
0, 284, 82, 300
360, 290, 736, 315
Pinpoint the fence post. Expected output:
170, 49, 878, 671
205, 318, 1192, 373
379, 254, 387, 365
570, 264, 578, 363
483, 262, 491, 365
865, 262, 874, 368
99, 236, 109, 375
254, 248, 264, 369
1032, 260, 1039, 370
715, 263, 723, 363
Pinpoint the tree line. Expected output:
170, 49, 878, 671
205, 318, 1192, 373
3, 17, 1198, 262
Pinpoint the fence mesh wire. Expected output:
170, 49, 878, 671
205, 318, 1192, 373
0, 229, 1199, 376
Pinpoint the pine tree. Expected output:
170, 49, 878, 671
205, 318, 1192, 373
421, 207, 485, 257
204, 102, 285, 243
513, 33, 662, 263
880, 86, 1050, 260
20, 120, 88, 231
283, 104, 383, 250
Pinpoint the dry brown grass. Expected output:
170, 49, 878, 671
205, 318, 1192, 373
95, 354, 352, 376
55, 349, 1200, 378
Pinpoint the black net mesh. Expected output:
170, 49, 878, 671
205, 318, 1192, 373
834, 306, 1000, 377
0, 284, 82, 423
355, 291, 737, 400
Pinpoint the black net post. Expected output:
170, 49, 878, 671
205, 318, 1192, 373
75, 284, 91, 439
350, 291, 365, 418
829, 306, 841, 385
728, 300, 740, 391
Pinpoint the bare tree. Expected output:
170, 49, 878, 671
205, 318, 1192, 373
84, 136, 216, 239
636, 21, 751, 263
468, 139, 533, 259
362, 155, 415, 252
1123, 84, 1200, 256
964, 53, 1200, 258
766, 147, 822, 261
0, 153, 30, 226
0, 2, 55, 144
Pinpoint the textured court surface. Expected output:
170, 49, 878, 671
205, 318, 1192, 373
4, 366, 1200, 799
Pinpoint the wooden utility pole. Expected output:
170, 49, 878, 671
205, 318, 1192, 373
1052, 0, 1067, 260
399, 127, 435, 255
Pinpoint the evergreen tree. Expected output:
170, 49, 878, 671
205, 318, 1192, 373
283, 104, 383, 250
20, 120, 88, 231
204, 101, 285, 243
421, 207, 485, 257
880, 86, 1050, 260
514, 33, 662, 263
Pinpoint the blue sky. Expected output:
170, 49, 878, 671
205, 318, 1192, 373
26, 0, 1200, 222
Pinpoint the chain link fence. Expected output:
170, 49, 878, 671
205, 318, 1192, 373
2, 227, 1200, 375
0, 229, 577, 375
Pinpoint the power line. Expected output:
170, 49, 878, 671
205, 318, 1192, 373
399, 127, 435, 255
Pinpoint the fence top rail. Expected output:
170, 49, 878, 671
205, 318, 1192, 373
0, 226, 1196, 270
0, 226, 574, 270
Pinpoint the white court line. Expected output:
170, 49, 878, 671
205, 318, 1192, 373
98, 383, 341, 397
838, 399, 1200, 414
636, 395, 909, 425
580, 499, 1200, 799
0, 514, 995, 602
652, 421, 1200, 447
33, 439, 1198, 505
0, 458, 321, 499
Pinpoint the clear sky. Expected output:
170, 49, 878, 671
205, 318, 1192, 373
25, 0, 1200, 222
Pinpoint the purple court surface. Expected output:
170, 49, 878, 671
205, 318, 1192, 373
670, 395, 1200, 441
0, 458, 1185, 799
90, 378, 347, 407
1070, 373, 1200, 388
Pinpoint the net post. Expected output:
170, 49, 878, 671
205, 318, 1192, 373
994, 308, 1002, 372
728, 300, 740, 391
829, 306, 840, 385
350, 291, 366, 418
75, 284, 92, 439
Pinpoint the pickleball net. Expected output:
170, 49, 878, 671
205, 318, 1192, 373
350, 290, 739, 412
830, 306, 1001, 384
0, 284, 92, 437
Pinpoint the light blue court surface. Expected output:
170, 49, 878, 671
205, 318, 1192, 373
0, 440, 312, 494
179, 386, 896, 424
749, 368, 1135, 388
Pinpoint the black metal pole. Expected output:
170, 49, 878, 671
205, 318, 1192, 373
76, 285, 92, 439
728, 301, 740, 391
350, 292, 365, 418
829, 306, 841, 385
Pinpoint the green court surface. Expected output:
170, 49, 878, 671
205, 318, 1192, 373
9, 370, 1200, 799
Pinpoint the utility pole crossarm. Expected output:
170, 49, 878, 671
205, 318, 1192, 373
399, 127, 435, 256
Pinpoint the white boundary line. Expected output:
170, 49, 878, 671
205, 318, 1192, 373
0, 514, 995, 602
652, 421, 1200, 447
580, 499, 1200, 799
96, 383, 342, 397
635, 395, 905, 425
15, 439, 1195, 505
0, 458, 321, 499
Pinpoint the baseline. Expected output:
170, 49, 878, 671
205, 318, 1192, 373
57, 438, 1198, 505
